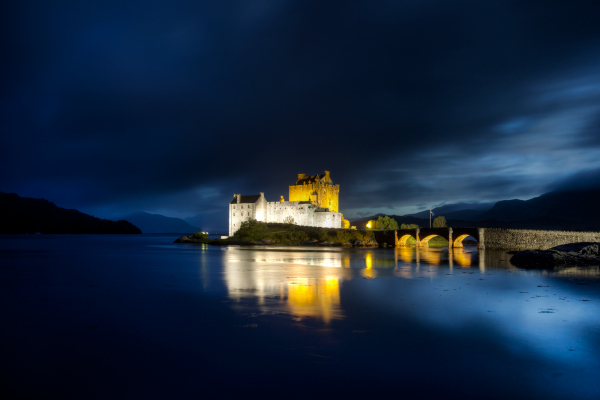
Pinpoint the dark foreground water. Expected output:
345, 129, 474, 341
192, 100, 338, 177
1, 235, 599, 400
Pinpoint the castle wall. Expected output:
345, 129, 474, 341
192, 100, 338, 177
265, 201, 316, 226
289, 179, 339, 213
228, 172, 343, 236
255, 195, 268, 222
313, 211, 342, 229
229, 202, 257, 236
229, 199, 342, 236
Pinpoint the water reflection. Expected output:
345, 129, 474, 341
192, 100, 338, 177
220, 245, 599, 323
222, 248, 346, 323
287, 275, 340, 323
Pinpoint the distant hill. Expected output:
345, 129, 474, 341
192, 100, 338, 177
474, 188, 600, 230
442, 209, 486, 221
117, 212, 200, 233
184, 213, 228, 235
408, 202, 493, 219
0, 193, 141, 234
353, 188, 600, 231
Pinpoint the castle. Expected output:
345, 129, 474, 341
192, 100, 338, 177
229, 171, 344, 236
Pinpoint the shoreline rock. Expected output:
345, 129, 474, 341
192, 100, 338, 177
510, 242, 600, 267
173, 235, 212, 244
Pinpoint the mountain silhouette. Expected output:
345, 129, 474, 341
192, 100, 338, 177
0, 193, 141, 234
354, 187, 600, 231
117, 212, 200, 233
407, 203, 493, 219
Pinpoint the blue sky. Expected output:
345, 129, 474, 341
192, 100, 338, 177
2, 1, 600, 231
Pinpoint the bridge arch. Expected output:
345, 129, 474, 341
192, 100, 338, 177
419, 234, 443, 247
397, 234, 416, 246
449, 228, 482, 249
453, 234, 477, 248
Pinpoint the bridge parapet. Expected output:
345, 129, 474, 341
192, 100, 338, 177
392, 227, 600, 250
481, 228, 600, 250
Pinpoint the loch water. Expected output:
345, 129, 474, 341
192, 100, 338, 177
1, 234, 599, 399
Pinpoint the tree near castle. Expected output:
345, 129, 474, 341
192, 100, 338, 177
433, 216, 447, 228
376, 216, 399, 231
401, 223, 419, 229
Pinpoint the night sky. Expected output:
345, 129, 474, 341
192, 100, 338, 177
2, 1, 600, 231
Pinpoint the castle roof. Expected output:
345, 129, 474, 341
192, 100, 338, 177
229, 194, 262, 204
296, 174, 326, 185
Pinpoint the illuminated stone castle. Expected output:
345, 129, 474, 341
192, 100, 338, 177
229, 171, 343, 236
289, 171, 339, 212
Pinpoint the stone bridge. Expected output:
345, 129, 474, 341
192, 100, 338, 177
372, 228, 600, 251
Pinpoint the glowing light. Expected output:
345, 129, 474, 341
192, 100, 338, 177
362, 253, 376, 278
287, 276, 341, 323
452, 248, 472, 267
366, 222, 372, 228
397, 234, 414, 246
453, 234, 472, 248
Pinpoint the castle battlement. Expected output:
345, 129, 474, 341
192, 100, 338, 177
228, 171, 342, 236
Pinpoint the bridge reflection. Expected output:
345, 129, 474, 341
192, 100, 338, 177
218, 245, 594, 323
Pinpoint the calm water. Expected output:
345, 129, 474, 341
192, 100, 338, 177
1, 234, 599, 399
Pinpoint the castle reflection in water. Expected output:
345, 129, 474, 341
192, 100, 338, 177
218, 245, 598, 324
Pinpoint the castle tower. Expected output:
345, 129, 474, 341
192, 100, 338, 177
289, 171, 339, 212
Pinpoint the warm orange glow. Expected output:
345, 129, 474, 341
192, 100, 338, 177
419, 234, 439, 247
289, 171, 339, 212
287, 276, 341, 323
366, 222, 372, 228
341, 214, 350, 229
397, 234, 414, 246
452, 248, 473, 267
362, 253, 376, 278
395, 247, 415, 263
453, 234, 472, 248
418, 249, 443, 266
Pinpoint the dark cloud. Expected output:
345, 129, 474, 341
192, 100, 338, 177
2, 0, 600, 229
546, 168, 600, 193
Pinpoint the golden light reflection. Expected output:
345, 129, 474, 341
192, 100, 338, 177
287, 276, 340, 323
395, 247, 415, 264
418, 249, 443, 266
362, 253, 376, 278
342, 255, 352, 268
223, 249, 345, 323
452, 248, 473, 267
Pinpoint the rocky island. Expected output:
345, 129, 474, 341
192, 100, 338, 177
174, 220, 378, 247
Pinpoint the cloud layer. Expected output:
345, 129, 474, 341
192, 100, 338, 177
2, 1, 600, 230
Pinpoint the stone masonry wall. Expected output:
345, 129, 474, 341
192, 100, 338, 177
266, 201, 315, 225
230, 199, 342, 236
313, 211, 342, 229
289, 182, 339, 213
229, 203, 256, 236
482, 228, 600, 251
